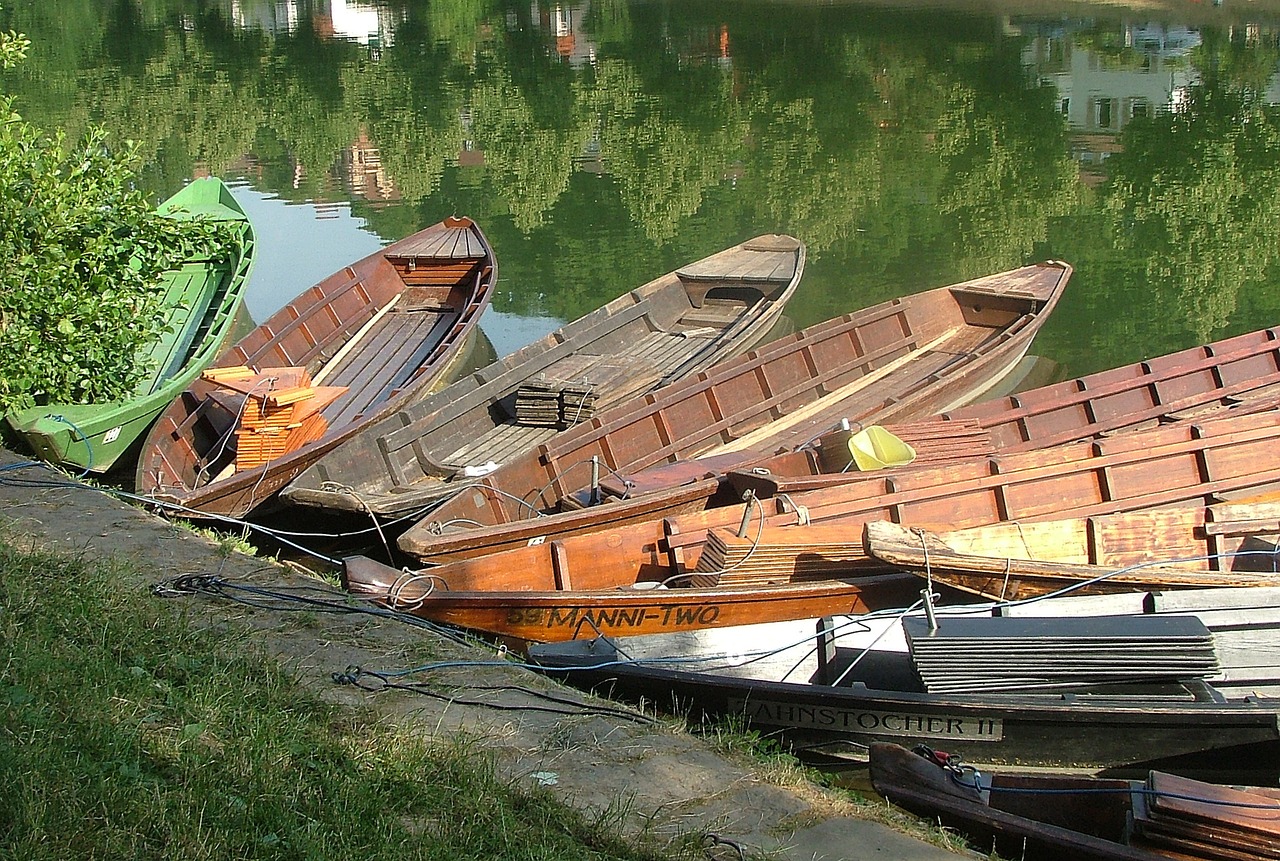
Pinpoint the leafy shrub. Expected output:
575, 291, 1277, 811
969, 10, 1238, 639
0, 27, 233, 414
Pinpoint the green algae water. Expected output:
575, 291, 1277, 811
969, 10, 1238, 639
4, 0, 1280, 380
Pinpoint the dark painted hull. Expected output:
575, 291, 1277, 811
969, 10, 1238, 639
530, 638, 1280, 784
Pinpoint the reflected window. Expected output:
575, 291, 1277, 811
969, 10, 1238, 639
1130, 98, 1149, 119
1060, 97, 1070, 116
1095, 98, 1115, 129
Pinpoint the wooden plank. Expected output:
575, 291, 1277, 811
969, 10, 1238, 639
702, 329, 959, 456
313, 294, 401, 384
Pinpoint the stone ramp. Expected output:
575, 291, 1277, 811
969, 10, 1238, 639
0, 447, 970, 861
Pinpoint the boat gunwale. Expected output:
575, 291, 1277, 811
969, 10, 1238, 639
397, 261, 1072, 560
280, 234, 807, 515
135, 217, 496, 517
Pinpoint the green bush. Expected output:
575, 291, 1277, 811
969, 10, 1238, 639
0, 27, 230, 414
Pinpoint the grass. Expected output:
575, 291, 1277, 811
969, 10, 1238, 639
697, 715, 973, 856
173, 519, 260, 557
0, 540, 692, 861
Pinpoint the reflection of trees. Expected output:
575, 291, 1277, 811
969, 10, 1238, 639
935, 81, 1080, 277
592, 59, 739, 243
75, 33, 263, 180
470, 74, 591, 231
23, 0, 1280, 380
1105, 82, 1280, 342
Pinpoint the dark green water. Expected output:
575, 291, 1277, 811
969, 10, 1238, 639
5, 0, 1280, 379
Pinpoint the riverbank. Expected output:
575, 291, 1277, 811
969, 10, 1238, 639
0, 448, 972, 861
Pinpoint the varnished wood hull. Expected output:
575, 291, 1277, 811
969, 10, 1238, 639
341, 554, 921, 642
398, 325, 1280, 566
280, 235, 806, 518
135, 217, 495, 519
869, 743, 1280, 861
394, 410, 1280, 600
399, 260, 1071, 558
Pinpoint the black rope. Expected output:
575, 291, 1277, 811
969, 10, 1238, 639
152, 573, 476, 647
332, 666, 658, 725
702, 832, 746, 861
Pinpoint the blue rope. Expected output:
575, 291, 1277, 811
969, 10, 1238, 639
46, 414, 94, 476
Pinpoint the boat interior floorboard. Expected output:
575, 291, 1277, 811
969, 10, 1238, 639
444, 422, 560, 473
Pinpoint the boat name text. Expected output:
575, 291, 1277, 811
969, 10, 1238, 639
506, 605, 722, 631
730, 698, 1004, 741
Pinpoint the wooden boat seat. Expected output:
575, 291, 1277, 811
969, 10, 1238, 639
676, 237, 800, 307
677, 301, 747, 329
387, 256, 485, 287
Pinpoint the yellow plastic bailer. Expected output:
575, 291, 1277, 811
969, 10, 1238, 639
847, 425, 917, 471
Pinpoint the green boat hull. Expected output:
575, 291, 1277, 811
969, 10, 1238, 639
6, 177, 256, 473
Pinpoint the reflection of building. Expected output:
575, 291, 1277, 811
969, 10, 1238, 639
1022, 22, 1200, 184
228, 0, 399, 47
229, 0, 298, 34
532, 1, 597, 67
343, 130, 399, 203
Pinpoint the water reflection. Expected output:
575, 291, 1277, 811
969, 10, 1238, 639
3, 0, 1280, 378
229, 0, 401, 48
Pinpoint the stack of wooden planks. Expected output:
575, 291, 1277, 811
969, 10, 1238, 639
901, 614, 1219, 694
1132, 770, 1280, 858
691, 521, 868, 587
514, 355, 662, 428
202, 366, 347, 472
513, 380, 565, 427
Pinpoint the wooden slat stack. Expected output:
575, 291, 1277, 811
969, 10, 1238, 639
692, 522, 867, 587
514, 356, 662, 428
901, 615, 1219, 694
202, 366, 347, 472
1132, 770, 1280, 858
513, 380, 564, 427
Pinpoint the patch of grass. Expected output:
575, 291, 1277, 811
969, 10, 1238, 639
697, 716, 972, 855
172, 519, 259, 557
0, 540, 689, 860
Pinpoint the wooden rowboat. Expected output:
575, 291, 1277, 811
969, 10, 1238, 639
279, 234, 806, 518
864, 508, 1280, 602
397, 323, 1280, 566
527, 609, 1280, 784
6, 178, 255, 473
389, 410, 1280, 604
396, 260, 1071, 557
135, 216, 494, 519
342, 554, 922, 643
869, 742, 1280, 861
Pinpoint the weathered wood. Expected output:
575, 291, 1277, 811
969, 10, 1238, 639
312, 294, 401, 384
135, 217, 496, 519
402, 410, 1280, 599
702, 329, 959, 456
863, 520, 1280, 602
398, 261, 1073, 558
280, 235, 806, 518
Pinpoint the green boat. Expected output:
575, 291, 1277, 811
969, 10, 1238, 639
5, 177, 256, 473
